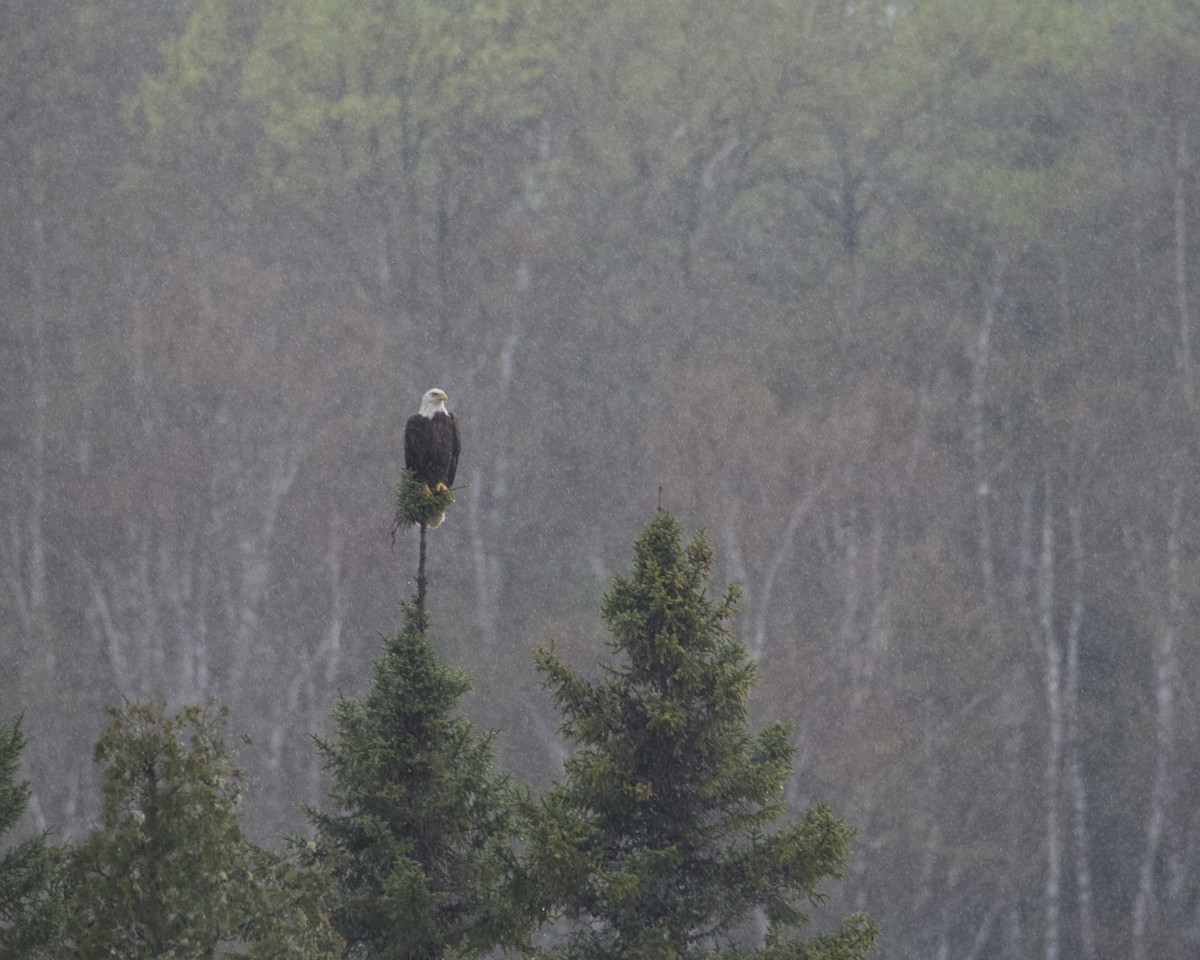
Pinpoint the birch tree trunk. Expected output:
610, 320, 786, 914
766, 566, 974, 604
747, 477, 828, 660
1005, 481, 1041, 960
1174, 117, 1194, 405
1064, 499, 1097, 960
1039, 479, 1062, 960
222, 420, 308, 709
1130, 478, 1184, 960
970, 252, 1007, 599
2, 143, 50, 648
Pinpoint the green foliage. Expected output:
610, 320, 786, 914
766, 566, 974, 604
888, 0, 1110, 255
395, 468, 457, 529
64, 701, 259, 959
240, 0, 549, 192
529, 511, 879, 960
123, 0, 262, 178
241, 841, 344, 960
0, 715, 65, 957
309, 602, 529, 959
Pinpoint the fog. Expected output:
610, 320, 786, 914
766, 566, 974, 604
3, 1, 1198, 957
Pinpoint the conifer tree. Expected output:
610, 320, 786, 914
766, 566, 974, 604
64, 701, 266, 959
0, 715, 64, 957
63, 700, 339, 959
241, 841, 344, 960
309, 601, 529, 959
528, 510, 879, 960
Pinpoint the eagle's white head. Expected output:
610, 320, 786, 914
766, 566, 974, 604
418, 387, 449, 418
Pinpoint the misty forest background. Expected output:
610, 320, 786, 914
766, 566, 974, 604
4, 0, 1200, 957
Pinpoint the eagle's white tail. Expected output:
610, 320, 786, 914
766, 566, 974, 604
427, 513, 445, 529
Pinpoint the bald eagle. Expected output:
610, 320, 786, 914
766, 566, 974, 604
404, 388, 460, 528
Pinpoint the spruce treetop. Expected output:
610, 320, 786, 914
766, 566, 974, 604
531, 509, 878, 960
395, 469, 456, 531
310, 602, 530, 960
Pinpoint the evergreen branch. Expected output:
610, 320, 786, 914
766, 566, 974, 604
394, 469, 458, 530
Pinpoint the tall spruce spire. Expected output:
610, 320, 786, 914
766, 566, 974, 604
309, 602, 529, 959
529, 510, 879, 960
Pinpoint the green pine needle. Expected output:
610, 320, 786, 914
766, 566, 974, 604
395, 469, 457, 528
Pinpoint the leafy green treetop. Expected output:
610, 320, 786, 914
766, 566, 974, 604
0, 715, 64, 957
528, 510, 879, 960
64, 701, 278, 960
240, 840, 344, 960
309, 602, 530, 960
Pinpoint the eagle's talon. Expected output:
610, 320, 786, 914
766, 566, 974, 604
434, 482, 449, 493
422, 484, 433, 497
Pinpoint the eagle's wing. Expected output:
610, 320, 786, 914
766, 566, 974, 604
404, 414, 423, 472
447, 413, 460, 487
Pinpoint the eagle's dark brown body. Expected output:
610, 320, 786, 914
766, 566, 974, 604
404, 410, 460, 489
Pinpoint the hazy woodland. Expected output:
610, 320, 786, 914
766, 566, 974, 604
3, 0, 1199, 957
